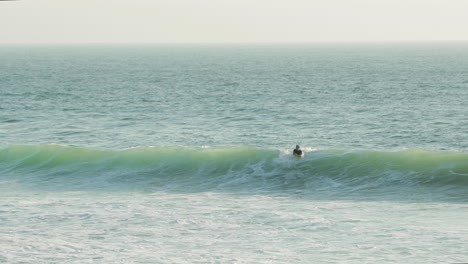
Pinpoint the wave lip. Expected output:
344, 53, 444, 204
1, 145, 467, 199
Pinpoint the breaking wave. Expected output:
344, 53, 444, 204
1, 144, 467, 200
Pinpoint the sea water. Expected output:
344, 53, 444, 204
1, 44, 467, 263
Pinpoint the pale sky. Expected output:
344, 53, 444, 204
1, 0, 468, 44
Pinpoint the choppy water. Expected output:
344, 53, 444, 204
1, 44, 468, 263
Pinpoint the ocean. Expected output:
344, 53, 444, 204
1, 43, 467, 263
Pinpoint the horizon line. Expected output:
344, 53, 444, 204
1, 40, 467, 46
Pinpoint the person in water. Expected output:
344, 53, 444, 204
293, 145, 303, 157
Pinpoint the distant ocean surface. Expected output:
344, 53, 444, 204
1, 44, 467, 263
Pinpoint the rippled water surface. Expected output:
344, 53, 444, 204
1, 44, 467, 263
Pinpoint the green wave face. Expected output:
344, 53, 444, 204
1, 145, 467, 200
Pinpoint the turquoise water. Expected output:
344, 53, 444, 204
1, 44, 468, 263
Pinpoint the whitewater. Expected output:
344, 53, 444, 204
1, 44, 468, 263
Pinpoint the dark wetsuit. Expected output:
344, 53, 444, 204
293, 149, 303, 156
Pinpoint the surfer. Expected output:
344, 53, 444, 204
293, 145, 303, 157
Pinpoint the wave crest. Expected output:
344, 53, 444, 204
1, 145, 467, 198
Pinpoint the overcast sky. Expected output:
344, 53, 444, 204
1, 0, 467, 44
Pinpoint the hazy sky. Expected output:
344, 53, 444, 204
1, 0, 468, 44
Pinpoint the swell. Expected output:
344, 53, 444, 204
1, 144, 467, 198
